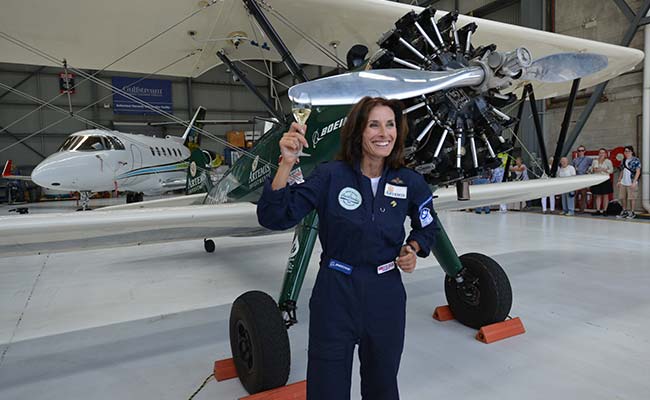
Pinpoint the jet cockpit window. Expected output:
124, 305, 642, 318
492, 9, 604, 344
103, 136, 125, 150
76, 136, 106, 151
112, 136, 125, 150
57, 136, 84, 152
104, 136, 116, 150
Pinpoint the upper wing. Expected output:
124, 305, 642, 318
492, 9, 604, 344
433, 175, 608, 211
0, 0, 642, 97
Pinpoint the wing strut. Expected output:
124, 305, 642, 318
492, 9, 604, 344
242, 0, 309, 83
525, 84, 550, 177
550, 79, 581, 177
216, 51, 285, 123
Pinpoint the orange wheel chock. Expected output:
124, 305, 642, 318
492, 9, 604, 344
214, 358, 238, 381
432, 305, 455, 321
476, 317, 526, 344
239, 380, 306, 400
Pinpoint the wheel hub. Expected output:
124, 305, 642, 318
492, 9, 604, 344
236, 320, 254, 371
456, 273, 481, 306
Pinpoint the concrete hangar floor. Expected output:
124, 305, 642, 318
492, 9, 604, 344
0, 209, 649, 400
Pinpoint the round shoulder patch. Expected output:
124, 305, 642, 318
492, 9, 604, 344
338, 187, 362, 210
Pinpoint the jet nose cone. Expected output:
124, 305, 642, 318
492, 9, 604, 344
32, 158, 65, 189
31, 152, 113, 191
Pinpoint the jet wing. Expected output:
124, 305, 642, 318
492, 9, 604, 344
0, 0, 642, 98
0, 174, 607, 256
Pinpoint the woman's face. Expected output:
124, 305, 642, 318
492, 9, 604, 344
361, 105, 397, 161
624, 148, 632, 159
599, 149, 607, 158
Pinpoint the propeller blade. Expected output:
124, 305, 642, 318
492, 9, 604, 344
522, 53, 608, 83
288, 68, 485, 106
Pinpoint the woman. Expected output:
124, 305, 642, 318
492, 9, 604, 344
616, 145, 641, 219
558, 157, 577, 216
541, 157, 556, 214
509, 157, 529, 210
257, 97, 437, 400
589, 148, 613, 215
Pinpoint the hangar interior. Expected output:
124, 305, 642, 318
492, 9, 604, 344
1, 0, 649, 399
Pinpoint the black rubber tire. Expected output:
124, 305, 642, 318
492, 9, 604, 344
204, 239, 215, 253
444, 253, 512, 329
229, 291, 290, 394
126, 192, 133, 203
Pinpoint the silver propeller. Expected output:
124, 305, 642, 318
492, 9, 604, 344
522, 53, 608, 83
288, 68, 485, 106
288, 52, 609, 106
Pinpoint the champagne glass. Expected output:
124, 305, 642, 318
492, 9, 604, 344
291, 92, 311, 158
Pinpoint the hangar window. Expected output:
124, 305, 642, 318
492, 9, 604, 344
162, 148, 167, 156
173, 148, 178, 157
167, 148, 172, 156
150, 147, 155, 156
155, 147, 161, 156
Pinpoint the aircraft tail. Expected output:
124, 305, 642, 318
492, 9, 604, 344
185, 149, 214, 195
182, 106, 207, 150
2, 160, 31, 180
2, 160, 12, 177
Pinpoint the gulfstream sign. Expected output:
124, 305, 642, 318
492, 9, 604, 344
112, 77, 172, 115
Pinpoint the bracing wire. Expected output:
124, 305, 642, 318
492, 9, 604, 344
0, 30, 278, 170
0, 52, 198, 154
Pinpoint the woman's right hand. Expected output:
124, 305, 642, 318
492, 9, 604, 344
279, 122, 309, 165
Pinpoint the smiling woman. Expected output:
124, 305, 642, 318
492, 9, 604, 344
256, 96, 439, 400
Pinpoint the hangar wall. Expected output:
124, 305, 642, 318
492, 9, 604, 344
0, 61, 299, 168
2, 0, 645, 178
543, 0, 645, 154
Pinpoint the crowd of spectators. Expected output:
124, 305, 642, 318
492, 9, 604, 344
472, 145, 643, 220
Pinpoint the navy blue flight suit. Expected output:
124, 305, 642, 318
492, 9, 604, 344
257, 160, 437, 400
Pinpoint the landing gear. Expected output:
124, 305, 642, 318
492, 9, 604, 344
203, 239, 215, 253
444, 253, 512, 329
229, 291, 290, 394
126, 192, 144, 203
76, 191, 91, 211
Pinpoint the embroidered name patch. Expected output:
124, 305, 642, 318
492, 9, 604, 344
338, 187, 362, 210
384, 183, 407, 199
328, 259, 353, 275
377, 261, 396, 275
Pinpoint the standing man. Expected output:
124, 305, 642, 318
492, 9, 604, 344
572, 145, 591, 212
616, 145, 641, 219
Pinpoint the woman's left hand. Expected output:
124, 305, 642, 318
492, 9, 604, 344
396, 245, 417, 273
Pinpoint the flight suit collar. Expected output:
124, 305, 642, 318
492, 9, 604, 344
353, 160, 391, 180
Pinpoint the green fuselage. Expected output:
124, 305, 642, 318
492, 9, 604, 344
209, 105, 463, 318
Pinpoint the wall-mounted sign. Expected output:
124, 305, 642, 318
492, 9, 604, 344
59, 72, 75, 94
112, 77, 172, 114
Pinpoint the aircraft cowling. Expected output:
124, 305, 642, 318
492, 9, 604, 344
371, 8, 517, 185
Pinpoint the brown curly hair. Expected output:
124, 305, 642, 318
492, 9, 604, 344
337, 97, 408, 169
